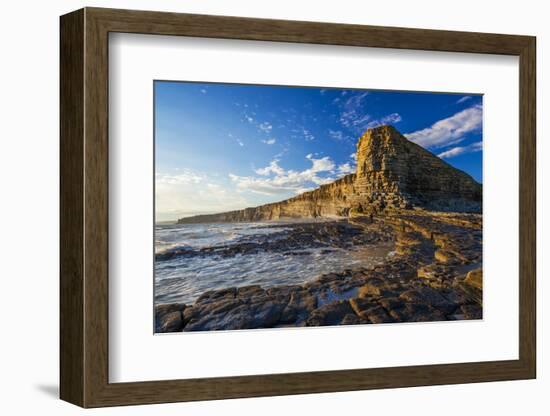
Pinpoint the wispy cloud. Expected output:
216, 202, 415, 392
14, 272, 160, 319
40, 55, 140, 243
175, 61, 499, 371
305, 153, 334, 172
337, 162, 354, 175
292, 126, 315, 142
258, 122, 273, 133
456, 95, 472, 104
338, 91, 370, 133
438, 141, 482, 159
262, 138, 276, 145
236, 138, 244, 147
155, 170, 249, 221
230, 150, 358, 196
156, 170, 204, 185
365, 113, 402, 129
405, 104, 482, 148
334, 91, 402, 135
255, 160, 285, 176
200, 88, 207, 94
231, 154, 338, 196
329, 130, 345, 141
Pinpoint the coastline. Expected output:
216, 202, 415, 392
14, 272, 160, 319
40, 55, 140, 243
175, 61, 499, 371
155, 209, 482, 332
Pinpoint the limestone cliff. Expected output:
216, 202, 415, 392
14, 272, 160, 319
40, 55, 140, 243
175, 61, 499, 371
177, 125, 481, 224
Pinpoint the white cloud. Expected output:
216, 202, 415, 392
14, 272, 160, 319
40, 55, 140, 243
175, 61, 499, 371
338, 91, 370, 132
405, 104, 482, 148
155, 170, 249, 221
456, 95, 472, 104
200, 88, 207, 94
231, 154, 337, 196
156, 171, 204, 185
437, 141, 482, 159
329, 130, 344, 141
294, 187, 315, 195
262, 138, 276, 145
337, 162, 354, 175
334, 92, 401, 135
306, 153, 335, 172
228, 174, 299, 195
236, 138, 244, 147
302, 127, 315, 141
258, 122, 273, 133
365, 113, 403, 129
255, 160, 285, 176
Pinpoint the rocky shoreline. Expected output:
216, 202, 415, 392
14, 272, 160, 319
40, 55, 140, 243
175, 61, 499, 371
155, 209, 482, 332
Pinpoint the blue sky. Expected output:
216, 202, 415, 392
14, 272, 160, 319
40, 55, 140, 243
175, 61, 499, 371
155, 81, 482, 221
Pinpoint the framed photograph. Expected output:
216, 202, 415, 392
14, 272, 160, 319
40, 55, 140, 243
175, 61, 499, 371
60, 7, 536, 407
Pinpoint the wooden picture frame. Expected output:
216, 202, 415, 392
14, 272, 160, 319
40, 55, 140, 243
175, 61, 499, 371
60, 7, 536, 408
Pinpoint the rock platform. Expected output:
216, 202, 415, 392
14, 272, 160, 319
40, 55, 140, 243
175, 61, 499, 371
156, 210, 482, 332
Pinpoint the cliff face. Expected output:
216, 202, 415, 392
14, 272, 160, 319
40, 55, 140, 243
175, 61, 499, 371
177, 125, 482, 224
351, 125, 482, 212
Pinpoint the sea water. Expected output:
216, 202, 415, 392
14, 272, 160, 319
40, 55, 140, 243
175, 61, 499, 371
155, 221, 391, 305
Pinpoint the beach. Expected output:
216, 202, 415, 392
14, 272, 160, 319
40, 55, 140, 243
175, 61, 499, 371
155, 209, 482, 332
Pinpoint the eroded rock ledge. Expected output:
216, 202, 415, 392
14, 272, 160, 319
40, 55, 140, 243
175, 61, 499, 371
155, 210, 482, 332
177, 126, 482, 225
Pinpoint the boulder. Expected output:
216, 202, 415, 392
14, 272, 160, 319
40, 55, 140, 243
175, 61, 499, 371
349, 297, 377, 319
155, 303, 186, 333
464, 269, 483, 290
461, 304, 482, 320
280, 290, 317, 324
341, 314, 368, 325
157, 311, 184, 332
364, 305, 394, 324
306, 300, 354, 326
358, 277, 388, 297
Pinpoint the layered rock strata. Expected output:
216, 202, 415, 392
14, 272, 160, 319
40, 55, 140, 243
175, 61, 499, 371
178, 125, 482, 225
156, 211, 482, 332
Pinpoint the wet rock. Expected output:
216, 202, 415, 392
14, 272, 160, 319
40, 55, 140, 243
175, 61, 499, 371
364, 305, 394, 324
155, 303, 186, 321
458, 281, 483, 305
434, 249, 457, 264
399, 287, 455, 313
155, 303, 186, 332
399, 289, 426, 304
417, 265, 439, 280
185, 299, 287, 331
461, 304, 482, 320
379, 297, 404, 311
389, 303, 446, 322
163, 207, 482, 331
349, 297, 377, 319
236, 285, 266, 299
195, 287, 236, 305
266, 285, 299, 298
442, 288, 470, 305
157, 310, 184, 332
464, 269, 482, 290
358, 277, 388, 297
249, 300, 287, 327
306, 300, 354, 326
280, 290, 317, 324
209, 299, 245, 315
341, 314, 367, 325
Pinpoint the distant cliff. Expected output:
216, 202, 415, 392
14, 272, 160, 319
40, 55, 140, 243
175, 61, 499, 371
178, 125, 482, 224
